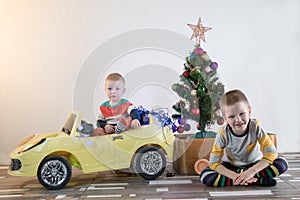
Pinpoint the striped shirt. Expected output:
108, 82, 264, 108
98, 99, 134, 126
209, 119, 278, 170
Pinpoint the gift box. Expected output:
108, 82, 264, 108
173, 134, 215, 175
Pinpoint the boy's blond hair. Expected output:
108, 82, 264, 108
220, 89, 250, 114
106, 73, 125, 84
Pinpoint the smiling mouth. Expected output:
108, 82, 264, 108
235, 123, 245, 128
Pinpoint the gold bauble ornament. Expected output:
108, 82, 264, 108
191, 90, 197, 96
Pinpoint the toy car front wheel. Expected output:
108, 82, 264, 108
37, 156, 72, 190
133, 146, 166, 180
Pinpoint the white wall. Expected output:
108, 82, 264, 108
0, 0, 299, 165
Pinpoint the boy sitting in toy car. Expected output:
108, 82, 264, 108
93, 73, 141, 136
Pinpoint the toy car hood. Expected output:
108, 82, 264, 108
12, 132, 60, 155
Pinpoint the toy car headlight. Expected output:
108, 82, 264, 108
18, 138, 46, 154
18, 134, 37, 146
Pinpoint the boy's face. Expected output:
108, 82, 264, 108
105, 79, 125, 104
223, 101, 251, 135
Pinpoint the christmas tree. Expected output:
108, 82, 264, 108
172, 18, 225, 138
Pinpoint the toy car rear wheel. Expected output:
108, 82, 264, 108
37, 156, 72, 190
133, 146, 166, 180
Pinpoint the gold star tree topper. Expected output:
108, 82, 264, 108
187, 17, 212, 46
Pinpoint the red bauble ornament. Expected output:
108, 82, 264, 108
175, 101, 185, 109
191, 107, 200, 115
217, 117, 225, 125
196, 124, 201, 130
177, 126, 184, 133
182, 70, 190, 77
179, 101, 186, 108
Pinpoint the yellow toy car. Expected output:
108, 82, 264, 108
8, 110, 175, 190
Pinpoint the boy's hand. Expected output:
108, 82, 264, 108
104, 124, 115, 133
234, 177, 258, 185
131, 119, 141, 129
233, 168, 257, 185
